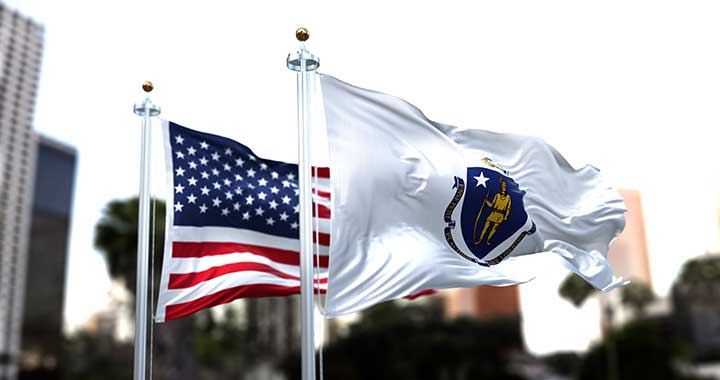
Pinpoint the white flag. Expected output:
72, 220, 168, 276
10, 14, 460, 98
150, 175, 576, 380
320, 74, 627, 317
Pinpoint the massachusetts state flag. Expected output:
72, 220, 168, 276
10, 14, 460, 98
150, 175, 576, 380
320, 74, 627, 317
155, 121, 330, 322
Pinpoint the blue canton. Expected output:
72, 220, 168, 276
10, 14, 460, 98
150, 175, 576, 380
168, 122, 301, 239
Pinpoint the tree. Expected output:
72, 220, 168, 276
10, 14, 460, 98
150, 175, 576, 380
559, 273, 596, 307
578, 318, 706, 380
283, 301, 526, 380
674, 254, 720, 303
94, 197, 197, 380
620, 281, 655, 317
672, 254, 720, 361
63, 331, 133, 380
94, 197, 165, 292
560, 273, 656, 316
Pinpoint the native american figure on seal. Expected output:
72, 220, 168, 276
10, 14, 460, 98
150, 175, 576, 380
474, 177, 512, 245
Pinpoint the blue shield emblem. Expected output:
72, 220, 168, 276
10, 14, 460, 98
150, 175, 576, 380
442, 161, 537, 266
459, 167, 529, 261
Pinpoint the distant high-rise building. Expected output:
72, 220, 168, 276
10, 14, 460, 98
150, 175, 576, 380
0, 4, 44, 380
444, 285, 520, 321
602, 189, 652, 326
18, 136, 76, 380
607, 189, 652, 285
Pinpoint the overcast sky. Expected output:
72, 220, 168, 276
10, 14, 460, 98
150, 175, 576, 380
6, 0, 720, 354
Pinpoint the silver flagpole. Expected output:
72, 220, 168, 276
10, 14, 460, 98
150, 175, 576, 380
287, 27, 320, 380
132, 82, 161, 380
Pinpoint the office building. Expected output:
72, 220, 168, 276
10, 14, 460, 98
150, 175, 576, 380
18, 136, 76, 379
0, 4, 44, 380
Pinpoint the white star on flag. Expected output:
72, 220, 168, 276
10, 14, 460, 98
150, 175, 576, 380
474, 172, 489, 187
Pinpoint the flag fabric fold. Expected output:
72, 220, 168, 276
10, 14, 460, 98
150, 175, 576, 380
320, 74, 627, 317
155, 121, 330, 322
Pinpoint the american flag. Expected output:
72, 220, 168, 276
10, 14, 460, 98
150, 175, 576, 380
155, 121, 330, 322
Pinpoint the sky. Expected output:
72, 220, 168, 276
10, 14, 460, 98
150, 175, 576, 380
5, 0, 720, 354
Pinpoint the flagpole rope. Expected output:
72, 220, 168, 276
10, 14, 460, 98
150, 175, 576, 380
149, 196, 156, 380
312, 172, 326, 380
310, 72, 326, 380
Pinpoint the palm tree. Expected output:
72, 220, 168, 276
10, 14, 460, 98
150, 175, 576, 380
94, 197, 197, 380
95, 197, 165, 291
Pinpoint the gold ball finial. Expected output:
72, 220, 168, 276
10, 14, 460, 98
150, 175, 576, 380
295, 27, 309, 42
142, 81, 154, 93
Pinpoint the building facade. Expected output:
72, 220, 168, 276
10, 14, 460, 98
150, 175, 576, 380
444, 285, 520, 321
607, 189, 652, 286
602, 189, 653, 326
0, 4, 44, 380
18, 136, 76, 379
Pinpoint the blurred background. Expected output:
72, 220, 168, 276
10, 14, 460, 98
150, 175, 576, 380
1, 1, 719, 379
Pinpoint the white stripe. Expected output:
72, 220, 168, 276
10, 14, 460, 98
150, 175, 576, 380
171, 225, 330, 254
312, 178, 331, 190
163, 272, 300, 306
165, 252, 329, 277
161, 271, 327, 307
313, 217, 331, 234
313, 196, 331, 207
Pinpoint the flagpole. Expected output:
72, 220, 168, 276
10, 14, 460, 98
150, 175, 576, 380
287, 27, 320, 380
132, 82, 161, 380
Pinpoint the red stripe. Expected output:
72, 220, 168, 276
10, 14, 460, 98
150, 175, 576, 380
403, 289, 438, 300
312, 167, 330, 179
313, 205, 331, 218
172, 242, 330, 267
165, 284, 326, 321
313, 232, 330, 246
313, 189, 331, 200
169, 262, 329, 289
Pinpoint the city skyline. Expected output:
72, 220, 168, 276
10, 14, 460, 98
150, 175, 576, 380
4, 0, 720, 355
